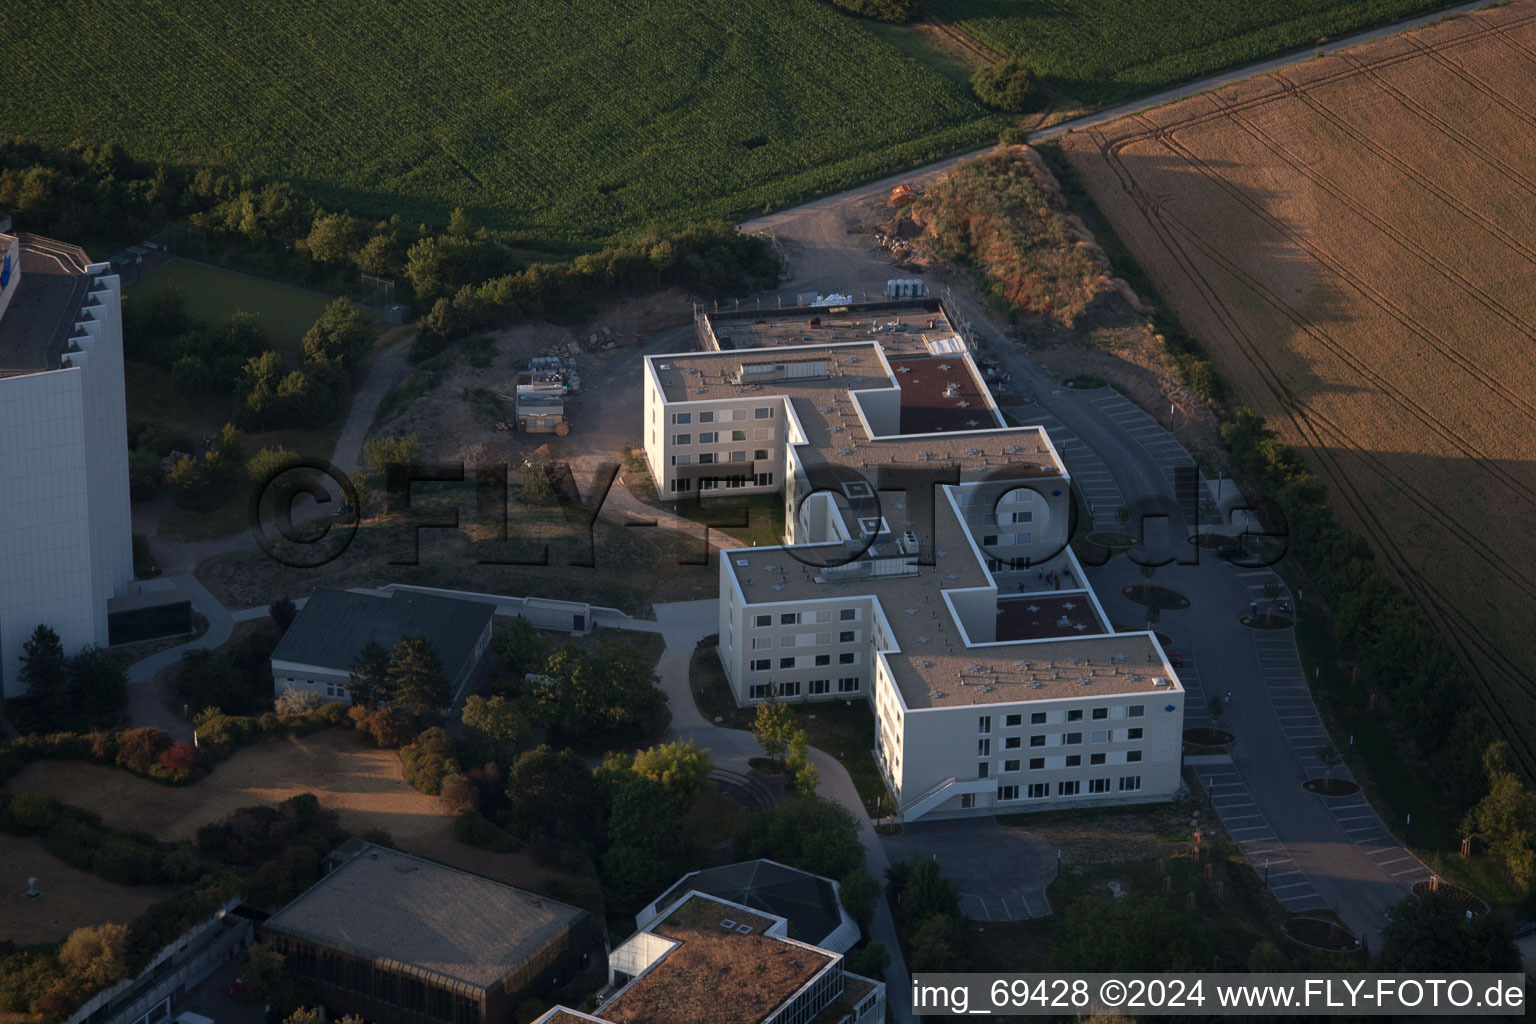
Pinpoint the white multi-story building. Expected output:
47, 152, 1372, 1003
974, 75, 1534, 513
644, 302, 1186, 821
0, 233, 133, 697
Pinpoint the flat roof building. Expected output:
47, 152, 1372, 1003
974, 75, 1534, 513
0, 233, 133, 698
261, 844, 596, 1024
642, 301, 1186, 822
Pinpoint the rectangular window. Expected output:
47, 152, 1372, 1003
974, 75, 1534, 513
749, 684, 772, 699
1091, 730, 1109, 743
1005, 736, 1022, 749
1089, 778, 1110, 793
1092, 707, 1108, 720
1005, 714, 1022, 727
781, 612, 799, 625
672, 412, 691, 424
673, 433, 691, 445
1119, 775, 1142, 792
699, 431, 717, 444
754, 449, 770, 460
816, 632, 831, 645
1127, 750, 1143, 763
1028, 783, 1048, 799
1128, 704, 1145, 718
755, 614, 771, 627
815, 654, 831, 666
982, 534, 998, 546
1029, 758, 1045, 770
809, 679, 830, 695
751, 659, 771, 671
815, 610, 832, 623
325, 680, 345, 698
837, 677, 860, 693
1065, 754, 1081, 767
1067, 709, 1083, 722
839, 652, 856, 665
755, 428, 773, 441
698, 452, 716, 464
779, 681, 800, 697
779, 657, 795, 670
978, 761, 990, 779
840, 608, 858, 621
756, 472, 775, 486
1127, 727, 1143, 740
1058, 780, 1080, 796
751, 637, 770, 650
755, 406, 775, 419
698, 411, 714, 423
780, 636, 797, 648
670, 454, 691, 466
1065, 732, 1082, 745
1090, 753, 1106, 765
729, 450, 747, 462
978, 715, 991, 734
1003, 759, 1020, 773
840, 630, 856, 643
1028, 735, 1044, 748
1031, 712, 1047, 724
997, 784, 1019, 801
978, 738, 991, 756
1013, 510, 1034, 523
731, 430, 747, 441
732, 408, 747, 421
983, 513, 998, 526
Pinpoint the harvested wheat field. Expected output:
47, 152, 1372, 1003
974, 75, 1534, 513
1060, 2, 1536, 765
1, 835, 181, 945
8, 731, 564, 892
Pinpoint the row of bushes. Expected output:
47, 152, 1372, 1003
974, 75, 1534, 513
0, 791, 201, 886
0, 706, 345, 788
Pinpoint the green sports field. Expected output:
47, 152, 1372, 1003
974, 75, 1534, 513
931, 0, 1452, 104
1, 0, 999, 245
128, 259, 336, 352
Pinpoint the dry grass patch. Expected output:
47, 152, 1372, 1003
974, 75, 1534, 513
0, 835, 180, 945
6, 731, 562, 892
1060, 1, 1536, 772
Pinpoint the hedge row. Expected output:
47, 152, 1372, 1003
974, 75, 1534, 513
0, 791, 200, 887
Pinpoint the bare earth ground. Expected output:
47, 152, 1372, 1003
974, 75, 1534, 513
7, 731, 566, 893
1, 835, 182, 945
1060, 1, 1536, 766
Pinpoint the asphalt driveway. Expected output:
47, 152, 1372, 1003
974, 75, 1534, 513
882, 818, 1056, 921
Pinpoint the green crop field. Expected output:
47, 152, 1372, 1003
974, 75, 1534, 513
930, 0, 1453, 104
128, 259, 337, 352
1, 0, 1000, 245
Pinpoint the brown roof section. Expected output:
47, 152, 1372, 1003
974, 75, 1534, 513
891, 355, 1001, 434
600, 895, 833, 1024
994, 593, 1107, 642
0, 234, 94, 374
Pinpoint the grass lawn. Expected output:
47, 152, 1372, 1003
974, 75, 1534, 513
655, 492, 786, 549
0, 834, 182, 945
129, 258, 337, 352
931, 0, 1455, 105
691, 647, 892, 815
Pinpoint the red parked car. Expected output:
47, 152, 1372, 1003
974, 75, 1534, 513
1164, 650, 1184, 667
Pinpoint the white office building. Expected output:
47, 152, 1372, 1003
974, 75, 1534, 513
0, 233, 133, 698
644, 303, 1186, 821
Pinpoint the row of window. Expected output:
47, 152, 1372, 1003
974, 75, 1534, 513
1010, 751, 1142, 770
978, 728, 1143, 754
280, 941, 482, 1024
669, 472, 773, 491
749, 678, 860, 699
981, 532, 1032, 547
672, 450, 765, 465
673, 430, 775, 445
758, 609, 859, 626
750, 631, 859, 649
750, 652, 859, 670
672, 407, 776, 424
996, 776, 1141, 800
958, 488, 1036, 506
981, 510, 1034, 525
979, 706, 1145, 732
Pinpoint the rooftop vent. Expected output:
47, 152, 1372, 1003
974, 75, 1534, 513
1153, 677, 1171, 688
720, 918, 737, 930
735, 924, 754, 935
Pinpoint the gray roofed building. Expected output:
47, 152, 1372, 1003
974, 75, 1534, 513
269, 588, 495, 704
639, 860, 858, 953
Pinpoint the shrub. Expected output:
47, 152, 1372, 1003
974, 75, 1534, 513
116, 727, 173, 773
247, 445, 300, 484
439, 773, 480, 814
158, 741, 199, 777
454, 811, 520, 852
59, 923, 130, 988
274, 687, 324, 717
971, 59, 1039, 113
4, 792, 61, 833
351, 706, 417, 748
400, 727, 458, 795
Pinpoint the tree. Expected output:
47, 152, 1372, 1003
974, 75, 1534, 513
1263, 579, 1284, 623
786, 730, 819, 793
116, 727, 173, 773
63, 646, 127, 727
518, 460, 556, 505
304, 211, 366, 264
1377, 889, 1520, 972
348, 640, 392, 708
461, 694, 531, 763
494, 617, 547, 675
1207, 694, 1226, 726
269, 596, 298, 634
1053, 895, 1203, 971
734, 794, 864, 879
59, 922, 130, 988
629, 740, 715, 809
971, 59, 1038, 113
1247, 940, 1291, 973
505, 745, 607, 848
19, 624, 67, 700
898, 858, 961, 926
1315, 742, 1341, 783
248, 445, 300, 484
1139, 564, 1157, 601
362, 433, 421, 480
387, 635, 450, 717
752, 693, 796, 762
301, 297, 374, 377
1462, 741, 1536, 894
839, 868, 880, 932
601, 776, 686, 914
844, 940, 890, 979
169, 354, 212, 396
535, 639, 666, 746
275, 687, 323, 716
239, 942, 302, 1015
908, 913, 966, 972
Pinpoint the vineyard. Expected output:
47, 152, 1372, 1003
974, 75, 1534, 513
0, 0, 1000, 244
1059, 3, 1536, 768
930, 0, 1452, 104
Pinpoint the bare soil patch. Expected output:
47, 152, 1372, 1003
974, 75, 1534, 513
1302, 777, 1359, 797
0, 835, 182, 945
6, 731, 564, 892
1060, 2, 1536, 771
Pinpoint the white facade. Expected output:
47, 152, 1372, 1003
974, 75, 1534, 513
0, 239, 132, 698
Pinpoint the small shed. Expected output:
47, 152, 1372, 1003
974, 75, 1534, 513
516, 385, 565, 433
